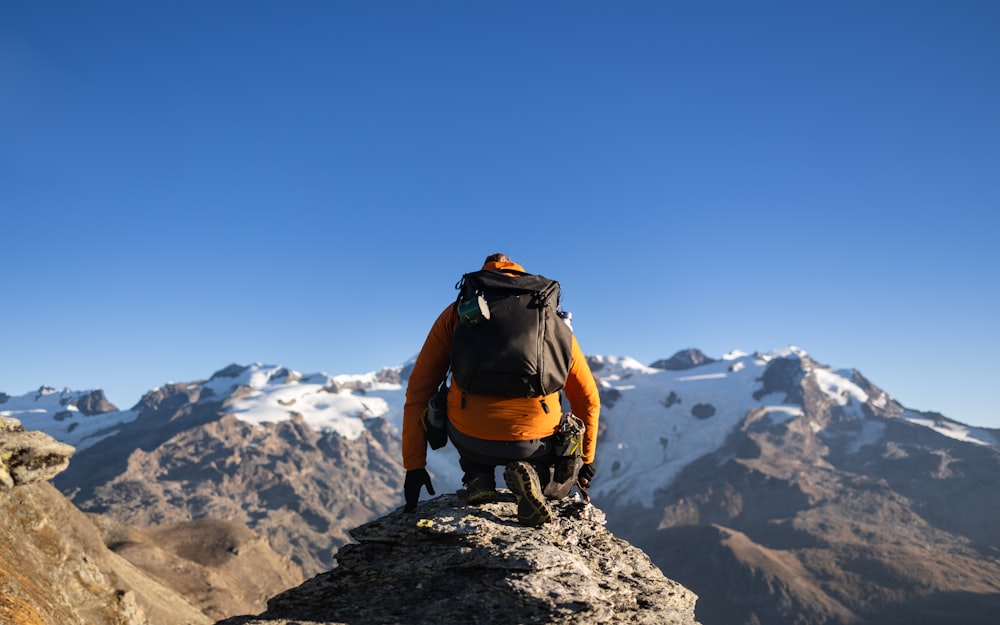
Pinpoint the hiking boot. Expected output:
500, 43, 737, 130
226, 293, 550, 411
456, 473, 500, 504
503, 461, 553, 526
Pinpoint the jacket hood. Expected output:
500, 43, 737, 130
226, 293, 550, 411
482, 260, 526, 273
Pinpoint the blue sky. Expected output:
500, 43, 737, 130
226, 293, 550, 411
2, 1, 998, 428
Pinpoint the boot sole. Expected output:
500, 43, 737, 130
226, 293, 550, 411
503, 461, 553, 526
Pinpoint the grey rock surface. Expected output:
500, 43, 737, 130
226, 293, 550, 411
0, 416, 75, 489
218, 493, 700, 625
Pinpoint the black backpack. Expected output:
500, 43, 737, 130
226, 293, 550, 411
451, 269, 574, 398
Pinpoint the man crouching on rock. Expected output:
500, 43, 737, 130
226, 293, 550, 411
402, 253, 601, 526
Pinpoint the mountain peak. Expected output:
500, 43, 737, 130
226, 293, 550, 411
217, 494, 700, 625
210, 363, 252, 380
650, 348, 717, 371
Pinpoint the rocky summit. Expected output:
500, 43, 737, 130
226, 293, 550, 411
218, 493, 700, 625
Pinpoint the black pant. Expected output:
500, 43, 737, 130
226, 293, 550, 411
447, 422, 556, 485
446, 422, 582, 499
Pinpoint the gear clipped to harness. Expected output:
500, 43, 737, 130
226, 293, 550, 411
552, 412, 585, 485
540, 412, 586, 500
421, 381, 449, 450
553, 412, 585, 458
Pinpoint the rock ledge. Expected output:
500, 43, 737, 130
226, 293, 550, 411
219, 493, 699, 625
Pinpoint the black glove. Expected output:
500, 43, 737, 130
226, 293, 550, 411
577, 462, 596, 487
404, 468, 435, 512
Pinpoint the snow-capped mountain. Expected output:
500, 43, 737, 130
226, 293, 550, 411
0, 386, 131, 450
6, 346, 994, 508
592, 348, 1000, 625
3, 362, 462, 496
2, 366, 404, 452
589, 347, 997, 506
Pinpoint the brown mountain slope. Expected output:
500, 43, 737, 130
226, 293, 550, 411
61, 412, 404, 576
1, 416, 212, 625
610, 405, 1000, 625
91, 516, 303, 621
2, 415, 301, 625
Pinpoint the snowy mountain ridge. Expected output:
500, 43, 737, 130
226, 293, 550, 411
590, 347, 995, 506
3, 346, 996, 509
0, 363, 405, 452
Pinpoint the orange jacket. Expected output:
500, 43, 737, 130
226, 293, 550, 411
403, 260, 601, 470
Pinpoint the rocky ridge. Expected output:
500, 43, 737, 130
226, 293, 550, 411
0, 416, 211, 625
218, 493, 700, 625
0, 416, 300, 624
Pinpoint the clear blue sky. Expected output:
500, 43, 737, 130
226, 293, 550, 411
3, 1, 998, 428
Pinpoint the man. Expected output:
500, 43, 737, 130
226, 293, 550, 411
402, 253, 601, 526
